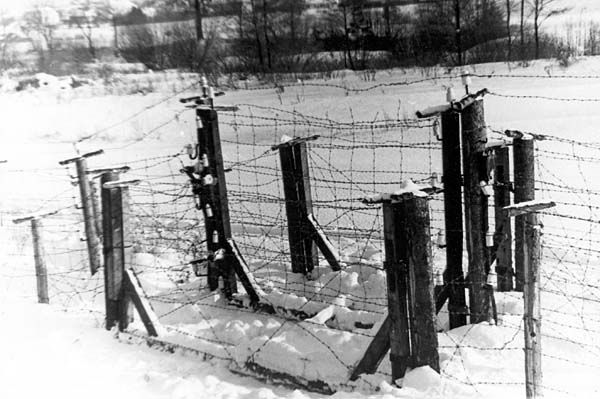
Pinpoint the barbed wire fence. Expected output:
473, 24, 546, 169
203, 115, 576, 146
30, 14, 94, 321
2, 72, 600, 396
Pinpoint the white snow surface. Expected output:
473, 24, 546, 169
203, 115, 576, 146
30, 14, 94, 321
4, 57, 600, 398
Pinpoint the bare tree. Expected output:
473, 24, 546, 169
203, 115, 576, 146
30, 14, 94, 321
520, 0, 525, 58
70, 0, 113, 59
0, 10, 18, 70
506, 0, 516, 60
21, 2, 60, 70
529, 0, 570, 58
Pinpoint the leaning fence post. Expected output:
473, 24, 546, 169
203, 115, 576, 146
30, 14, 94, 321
461, 99, 493, 324
493, 146, 513, 291
383, 191, 439, 381
59, 150, 104, 275
513, 136, 535, 292
505, 200, 554, 399
440, 109, 468, 328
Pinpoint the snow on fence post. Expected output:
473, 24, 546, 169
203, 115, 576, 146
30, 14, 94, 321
59, 150, 104, 275
493, 146, 514, 291
513, 135, 535, 292
383, 192, 439, 381
440, 109, 468, 328
461, 99, 494, 324
196, 107, 237, 297
505, 200, 555, 399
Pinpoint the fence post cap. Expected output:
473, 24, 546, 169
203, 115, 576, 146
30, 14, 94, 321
362, 179, 433, 204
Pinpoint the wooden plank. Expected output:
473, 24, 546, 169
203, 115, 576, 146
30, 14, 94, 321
349, 316, 391, 380
440, 110, 467, 328
226, 238, 262, 303
294, 142, 319, 275
124, 269, 159, 337
279, 145, 310, 274
513, 137, 535, 291
401, 196, 439, 372
505, 200, 556, 218
382, 202, 411, 381
278, 142, 318, 274
461, 99, 493, 324
494, 147, 513, 291
307, 214, 341, 271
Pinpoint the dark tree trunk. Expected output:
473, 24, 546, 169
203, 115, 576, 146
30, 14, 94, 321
506, 0, 512, 61
250, 0, 265, 70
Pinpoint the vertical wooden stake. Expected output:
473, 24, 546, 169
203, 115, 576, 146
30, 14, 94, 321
494, 147, 513, 291
506, 201, 553, 399
524, 212, 542, 399
90, 179, 103, 241
461, 99, 492, 324
197, 108, 237, 296
101, 172, 121, 330
31, 218, 49, 304
384, 194, 439, 380
383, 200, 411, 381
404, 196, 440, 372
76, 158, 102, 275
441, 110, 468, 328
513, 138, 535, 292
279, 141, 318, 275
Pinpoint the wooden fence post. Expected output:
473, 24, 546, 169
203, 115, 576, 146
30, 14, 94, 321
101, 171, 122, 330
196, 107, 237, 297
90, 179, 103, 241
524, 212, 543, 399
30, 218, 49, 304
493, 147, 513, 291
440, 110, 468, 328
278, 139, 319, 275
59, 150, 104, 275
384, 193, 439, 381
404, 196, 440, 372
76, 158, 102, 274
513, 137, 535, 292
461, 99, 493, 324
505, 200, 554, 399
274, 136, 341, 275
181, 102, 261, 304
13, 212, 58, 304
102, 174, 160, 336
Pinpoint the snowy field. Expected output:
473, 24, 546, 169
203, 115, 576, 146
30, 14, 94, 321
2, 56, 600, 398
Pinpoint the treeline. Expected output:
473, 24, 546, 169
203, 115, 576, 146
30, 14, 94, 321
11, 0, 582, 76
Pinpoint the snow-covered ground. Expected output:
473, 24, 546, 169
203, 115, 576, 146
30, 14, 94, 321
3, 57, 600, 398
